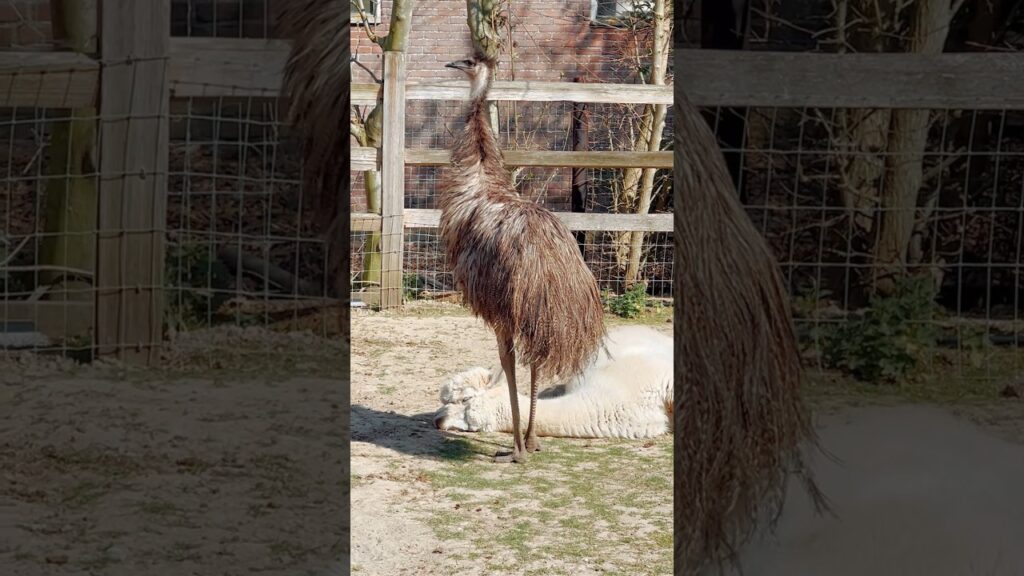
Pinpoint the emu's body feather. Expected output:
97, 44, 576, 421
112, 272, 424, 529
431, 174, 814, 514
439, 69, 605, 383
675, 92, 827, 574
276, 0, 349, 296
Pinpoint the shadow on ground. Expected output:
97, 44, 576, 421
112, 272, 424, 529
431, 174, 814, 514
350, 384, 569, 461
729, 405, 1024, 576
351, 404, 502, 460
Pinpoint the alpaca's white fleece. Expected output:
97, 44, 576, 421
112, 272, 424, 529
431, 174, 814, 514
434, 325, 672, 439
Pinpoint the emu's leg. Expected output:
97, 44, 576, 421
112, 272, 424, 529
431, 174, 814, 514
493, 333, 526, 464
525, 364, 542, 452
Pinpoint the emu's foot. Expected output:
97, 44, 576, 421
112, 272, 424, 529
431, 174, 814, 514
493, 449, 527, 464
526, 436, 542, 453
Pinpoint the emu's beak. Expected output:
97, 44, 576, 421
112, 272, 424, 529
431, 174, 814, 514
445, 60, 472, 71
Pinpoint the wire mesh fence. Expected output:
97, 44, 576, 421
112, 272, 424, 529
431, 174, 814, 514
166, 96, 334, 336
0, 2, 339, 364
701, 102, 1024, 387
171, 0, 275, 38
350, 97, 674, 306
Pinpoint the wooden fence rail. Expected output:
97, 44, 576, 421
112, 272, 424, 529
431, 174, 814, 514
8, 37, 1016, 335
5, 45, 1024, 109
351, 50, 676, 309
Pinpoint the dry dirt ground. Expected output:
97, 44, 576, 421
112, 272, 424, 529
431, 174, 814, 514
0, 328, 347, 576
350, 302, 674, 576
352, 302, 1024, 576
729, 403, 1024, 576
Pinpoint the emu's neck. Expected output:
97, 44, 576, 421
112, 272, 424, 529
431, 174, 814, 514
469, 64, 492, 103
452, 64, 503, 171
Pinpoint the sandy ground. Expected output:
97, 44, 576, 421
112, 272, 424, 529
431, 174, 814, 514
0, 328, 347, 576
728, 403, 1024, 576
350, 303, 674, 576
8, 303, 1020, 575
352, 303, 1024, 576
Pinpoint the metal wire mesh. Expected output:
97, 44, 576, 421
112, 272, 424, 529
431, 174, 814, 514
1, 2, 337, 361
702, 103, 1024, 385
167, 96, 332, 335
350, 97, 674, 304
171, 0, 275, 38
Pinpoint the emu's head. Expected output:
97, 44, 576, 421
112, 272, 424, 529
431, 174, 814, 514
445, 57, 495, 101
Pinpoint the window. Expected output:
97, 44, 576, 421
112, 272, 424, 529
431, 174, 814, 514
352, 0, 380, 24
591, 0, 653, 25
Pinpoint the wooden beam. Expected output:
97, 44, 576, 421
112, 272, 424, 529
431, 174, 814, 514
0, 50, 98, 107
95, 0, 170, 365
167, 37, 289, 97
352, 80, 672, 106
408, 149, 672, 168
402, 208, 672, 232
379, 52, 406, 310
352, 83, 379, 106
352, 212, 381, 232
6, 42, 1024, 110
678, 49, 1024, 109
352, 146, 378, 171
353, 210, 671, 232
353, 147, 671, 169
1, 301, 92, 341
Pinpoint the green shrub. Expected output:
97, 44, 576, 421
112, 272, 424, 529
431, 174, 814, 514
164, 243, 231, 331
821, 276, 941, 384
607, 282, 648, 319
403, 273, 425, 301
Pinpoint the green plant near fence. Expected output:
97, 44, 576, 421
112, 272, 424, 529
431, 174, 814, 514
819, 276, 943, 383
605, 282, 649, 319
164, 243, 232, 331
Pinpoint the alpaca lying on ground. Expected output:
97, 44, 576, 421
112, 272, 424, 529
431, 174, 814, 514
433, 326, 672, 439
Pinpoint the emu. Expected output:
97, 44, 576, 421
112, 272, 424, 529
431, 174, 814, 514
439, 55, 606, 463
676, 90, 827, 573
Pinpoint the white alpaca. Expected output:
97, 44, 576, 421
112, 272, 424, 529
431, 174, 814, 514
433, 325, 672, 439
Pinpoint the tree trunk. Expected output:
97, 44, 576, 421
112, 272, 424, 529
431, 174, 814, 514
622, 0, 672, 289
352, 111, 383, 285
833, 0, 900, 235
571, 87, 590, 253
40, 0, 97, 298
873, 0, 963, 292
466, 0, 503, 136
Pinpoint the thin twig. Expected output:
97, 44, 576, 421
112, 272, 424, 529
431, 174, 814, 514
352, 0, 379, 44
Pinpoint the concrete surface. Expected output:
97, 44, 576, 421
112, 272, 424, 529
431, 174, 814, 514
732, 405, 1024, 576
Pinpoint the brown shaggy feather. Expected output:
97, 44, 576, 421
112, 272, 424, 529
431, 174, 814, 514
276, 0, 349, 298
439, 60, 605, 382
674, 91, 828, 574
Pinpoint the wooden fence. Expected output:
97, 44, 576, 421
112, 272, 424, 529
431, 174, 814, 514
350, 52, 674, 308
4, 20, 1021, 362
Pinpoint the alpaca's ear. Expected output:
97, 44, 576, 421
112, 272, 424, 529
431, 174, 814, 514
439, 382, 482, 404
439, 367, 491, 403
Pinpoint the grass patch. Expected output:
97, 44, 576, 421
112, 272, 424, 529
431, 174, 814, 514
421, 432, 671, 575
805, 344, 1023, 409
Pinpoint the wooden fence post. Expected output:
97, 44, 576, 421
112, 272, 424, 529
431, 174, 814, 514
379, 51, 406, 309
94, 0, 170, 364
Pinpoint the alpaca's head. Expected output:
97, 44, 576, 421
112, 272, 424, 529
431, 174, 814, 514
445, 56, 495, 101
433, 366, 502, 432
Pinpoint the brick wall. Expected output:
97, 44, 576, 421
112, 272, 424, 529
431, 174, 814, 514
351, 2, 653, 213
0, 0, 50, 47
352, 1, 630, 83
